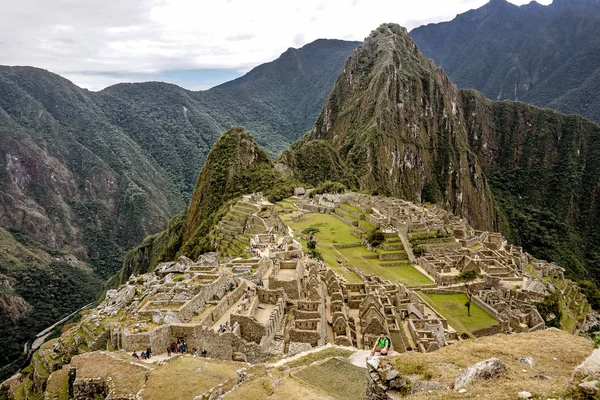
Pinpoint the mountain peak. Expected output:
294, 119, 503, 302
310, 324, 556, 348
288, 23, 497, 230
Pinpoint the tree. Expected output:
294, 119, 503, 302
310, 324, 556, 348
307, 240, 317, 250
302, 227, 320, 240
458, 270, 479, 316
367, 228, 386, 248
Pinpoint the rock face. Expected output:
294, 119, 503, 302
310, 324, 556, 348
454, 357, 507, 389
283, 23, 496, 231
571, 348, 600, 398
101, 286, 136, 317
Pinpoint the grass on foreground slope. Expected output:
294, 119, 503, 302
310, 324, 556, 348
70, 353, 148, 397
417, 292, 498, 335
382, 329, 593, 399
142, 356, 240, 400
283, 210, 432, 286
292, 358, 366, 400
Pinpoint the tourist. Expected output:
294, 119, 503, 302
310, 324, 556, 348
167, 347, 171, 357
201, 348, 207, 357
146, 347, 152, 359
132, 351, 139, 359
141, 351, 146, 359
193, 347, 198, 356
370, 332, 390, 356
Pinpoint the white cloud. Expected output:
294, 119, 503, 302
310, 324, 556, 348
0, 0, 553, 90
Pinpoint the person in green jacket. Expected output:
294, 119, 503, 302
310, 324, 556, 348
371, 332, 390, 356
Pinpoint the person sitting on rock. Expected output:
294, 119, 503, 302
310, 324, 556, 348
370, 332, 390, 356
141, 351, 146, 359
132, 351, 139, 359
201, 348, 207, 357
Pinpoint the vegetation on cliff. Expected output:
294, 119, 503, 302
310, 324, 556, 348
121, 127, 297, 279
280, 23, 496, 230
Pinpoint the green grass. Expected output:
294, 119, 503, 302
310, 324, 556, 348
340, 203, 364, 215
283, 210, 432, 286
292, 358, 365, 400
283, 212, 363, 283
417, 292, 498, 335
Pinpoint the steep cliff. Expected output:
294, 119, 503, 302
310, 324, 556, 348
462, 89, 600, 281
282, 24, 496, 230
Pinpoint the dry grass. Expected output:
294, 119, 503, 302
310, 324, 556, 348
71, 352, 148, 397
142, 356, 240, 400
383, 329, 593, 399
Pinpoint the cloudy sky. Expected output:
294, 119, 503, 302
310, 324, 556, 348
1, 0, 552, 91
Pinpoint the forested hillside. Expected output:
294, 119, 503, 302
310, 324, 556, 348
411, 0, 600, 124
0, 39, 358, 376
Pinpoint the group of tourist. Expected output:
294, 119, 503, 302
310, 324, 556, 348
131, 347, 152, 360
169, 339, 188, 354
217, 321, 239, 333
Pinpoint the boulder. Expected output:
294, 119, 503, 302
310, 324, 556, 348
573, 348, 600, 380
101, 285, 135, 316
523, 279, 547, 296
151, 311, 165, 324
517, 391, 532, 399
154, 262, 175, 275
178, 256, 194, 266
517, 357, 534, 369
163, 263, 186, 274
454, 358, 507, 389
571, 348, 600, 398
163, 311, 182, 324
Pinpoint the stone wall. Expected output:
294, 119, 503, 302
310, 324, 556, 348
121, 324, 171, 353
200, 282, 247, 327
269, 262, 302, 299
333, 243, 363, 249
471, 324, 503, 337
179, 275, 228, 320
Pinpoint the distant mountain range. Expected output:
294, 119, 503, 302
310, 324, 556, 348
411, 0, 600, 124
0, 39, 358, 376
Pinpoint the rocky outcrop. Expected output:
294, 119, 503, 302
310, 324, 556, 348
365, 356, 449, 399
100, 286, 136, 317
0, 276, 30, 323
570, 348, 600, 398
454, 357, 507, 389
0, 294, 30, 324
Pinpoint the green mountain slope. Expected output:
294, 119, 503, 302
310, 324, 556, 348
462, 90, 600, 281
0, 39, 357, 374
411, 0, 600, 124
121, 127, 297, 279
94, 39, 360, 198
